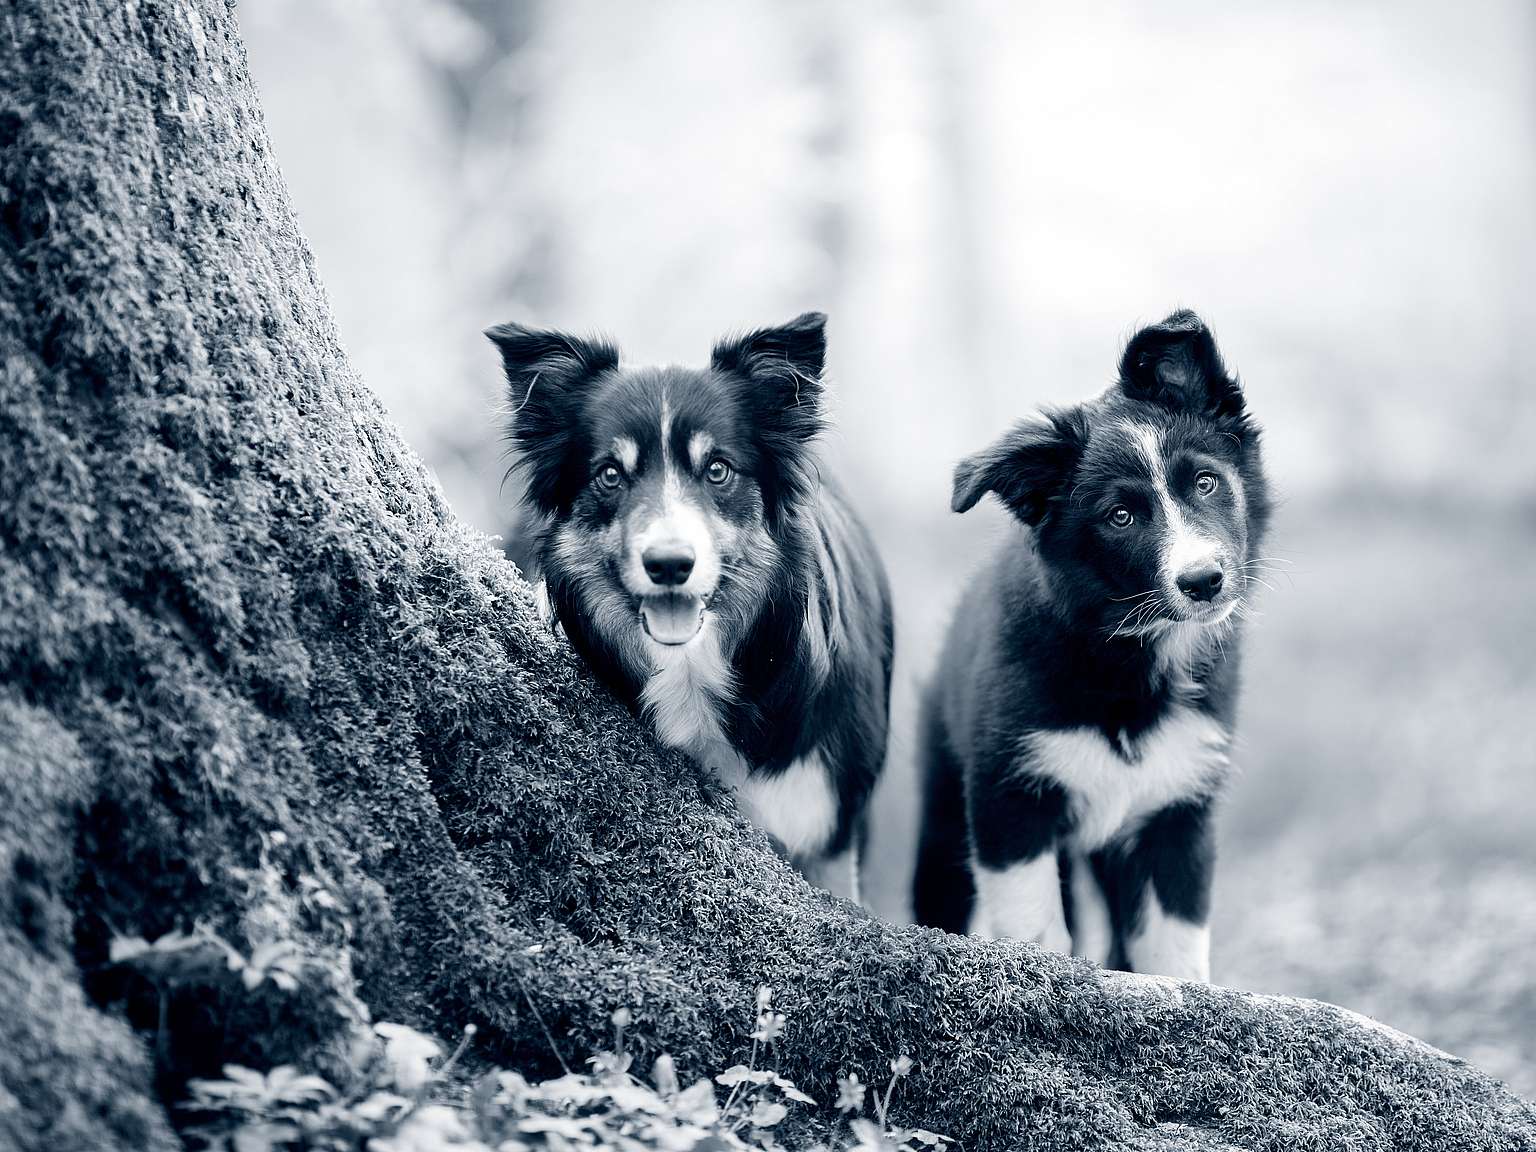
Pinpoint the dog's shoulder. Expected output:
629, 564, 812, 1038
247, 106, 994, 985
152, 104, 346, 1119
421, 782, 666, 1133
805, 482, 893, 669
932, 536, 1061, 749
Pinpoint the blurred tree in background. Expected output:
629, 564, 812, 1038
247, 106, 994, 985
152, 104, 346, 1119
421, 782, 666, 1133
245, 0, 1536, 526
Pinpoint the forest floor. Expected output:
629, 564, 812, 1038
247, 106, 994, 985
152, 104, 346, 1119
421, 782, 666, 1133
861, 494, 1536, 1100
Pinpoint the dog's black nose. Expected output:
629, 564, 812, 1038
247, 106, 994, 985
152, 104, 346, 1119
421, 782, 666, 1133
1176, 566, 1224, 603
643, 544, 696, 587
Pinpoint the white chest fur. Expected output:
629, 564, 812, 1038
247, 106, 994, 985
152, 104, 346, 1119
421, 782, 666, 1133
638, 617, 734, 753
639, 617, 838, 860
1021, 707, 1230, 851
715, 750, 839, 860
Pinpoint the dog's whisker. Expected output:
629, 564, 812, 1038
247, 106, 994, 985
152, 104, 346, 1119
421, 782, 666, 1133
1108, 589, 1171, 641
1239, 559, 1293, 590
1111, 594, 1167, 642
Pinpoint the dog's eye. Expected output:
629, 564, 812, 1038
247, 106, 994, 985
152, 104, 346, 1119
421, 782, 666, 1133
595, 464, 624, 491
1106, 506, 1134, 529
705, 459, 732, 485
1194, 471, 1220, 497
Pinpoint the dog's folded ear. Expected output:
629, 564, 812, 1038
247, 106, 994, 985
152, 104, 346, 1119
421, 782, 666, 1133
952, 409, 1086, 526
486, 322, 619, 512
710, 311, 827, 412
1117, 310, 1244, 419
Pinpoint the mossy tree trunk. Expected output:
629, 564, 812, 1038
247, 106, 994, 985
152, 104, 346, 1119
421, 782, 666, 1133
0, 3, 1531, 1150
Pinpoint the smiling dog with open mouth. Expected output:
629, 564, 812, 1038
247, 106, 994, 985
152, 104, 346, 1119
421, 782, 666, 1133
912, 311, 1271, 980
490, 312, 893, 901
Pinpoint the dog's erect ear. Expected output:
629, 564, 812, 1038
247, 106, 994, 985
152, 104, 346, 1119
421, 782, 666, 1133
486, 322, 618, 405
710, 311, 827, 412
1117, 310, 1244, 419
711, 313, 829, 523
486, 322, 619, 512
952, 410, 1086, 526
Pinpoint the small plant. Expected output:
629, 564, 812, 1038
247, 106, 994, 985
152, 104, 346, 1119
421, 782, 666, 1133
128, 923, 949, 1152
179, 1017, 477, 1152
712, 986, 817, 1140
829, 1055, 950, 1152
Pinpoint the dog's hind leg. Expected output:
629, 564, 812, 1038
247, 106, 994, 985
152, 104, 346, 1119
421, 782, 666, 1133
912, 695, 975, 932
1062, 849, 1114, 965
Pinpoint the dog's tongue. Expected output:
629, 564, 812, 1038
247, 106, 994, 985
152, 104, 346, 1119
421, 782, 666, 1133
640, 593, 704, 646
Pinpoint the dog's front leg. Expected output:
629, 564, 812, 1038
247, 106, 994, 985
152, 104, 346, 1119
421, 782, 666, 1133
970, 852, 1070, 952
1121, 799, 1214, 982
967, 771, 1071, 953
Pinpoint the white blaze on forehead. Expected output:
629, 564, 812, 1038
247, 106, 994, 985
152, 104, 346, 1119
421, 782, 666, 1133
621, 389, 722, 599
1125, 423, 1220, 582
612, 436, 639, 474
688, 430, 714, 471
660, 392, 682, 501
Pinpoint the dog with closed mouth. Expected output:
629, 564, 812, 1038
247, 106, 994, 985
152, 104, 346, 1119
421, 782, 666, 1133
911, 311, 1271, 981
490, 312, 893, 901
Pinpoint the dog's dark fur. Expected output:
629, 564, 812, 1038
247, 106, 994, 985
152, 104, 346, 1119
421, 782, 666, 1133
912, 311, 1270, 980
490, 312, 893, 898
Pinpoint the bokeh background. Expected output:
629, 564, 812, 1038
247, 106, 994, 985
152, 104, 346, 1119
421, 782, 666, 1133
243, 0, 1536, 1095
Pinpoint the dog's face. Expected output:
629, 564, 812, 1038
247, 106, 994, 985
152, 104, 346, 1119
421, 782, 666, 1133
490, 313, 826, 670
953, 311, 1270, 634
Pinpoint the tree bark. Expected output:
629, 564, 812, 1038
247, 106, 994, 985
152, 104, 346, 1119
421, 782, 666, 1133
0, 3, 1531, 1150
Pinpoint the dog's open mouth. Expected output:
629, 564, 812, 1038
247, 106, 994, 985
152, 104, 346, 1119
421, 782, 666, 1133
639, 593, 705, 646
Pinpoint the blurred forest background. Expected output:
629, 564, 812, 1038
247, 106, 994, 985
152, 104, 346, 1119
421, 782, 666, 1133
242, 0, 1536, 1096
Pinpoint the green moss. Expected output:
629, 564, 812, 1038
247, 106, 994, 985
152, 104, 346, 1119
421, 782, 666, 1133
1, 2, 1533, 1150
0, 699, 177, 1150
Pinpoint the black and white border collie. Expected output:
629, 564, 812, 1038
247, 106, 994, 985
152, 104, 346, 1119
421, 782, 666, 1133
912, 311, 1270, 981
489, 312, 893, 902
